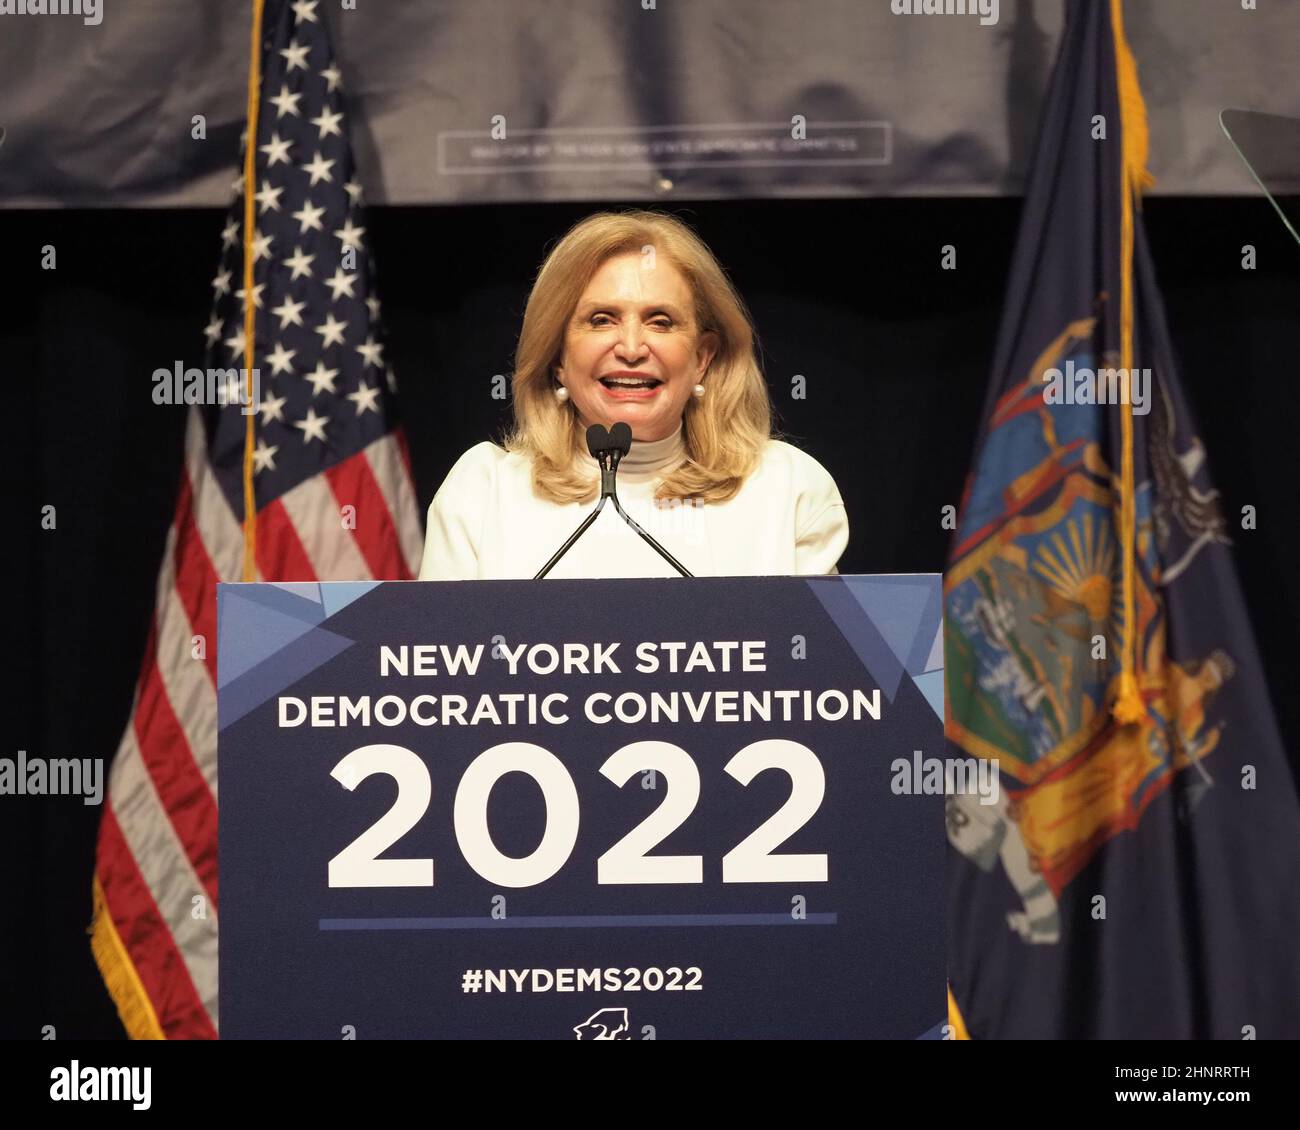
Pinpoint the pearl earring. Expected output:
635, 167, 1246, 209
692, 383, 706, 398
555, 386, 570, 402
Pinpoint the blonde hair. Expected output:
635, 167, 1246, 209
505, 209, 775, 505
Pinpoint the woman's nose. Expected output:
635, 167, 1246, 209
615, 324, 648, 358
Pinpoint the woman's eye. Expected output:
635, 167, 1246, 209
588, 314, 672, 327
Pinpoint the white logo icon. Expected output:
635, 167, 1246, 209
573, 1007, 631, 1040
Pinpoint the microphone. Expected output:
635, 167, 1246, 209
533, 423, 695, 579
587, 422, 614, 457
588, 423, 618, 498
607, 420, 632, 456
601, 422, 693, 577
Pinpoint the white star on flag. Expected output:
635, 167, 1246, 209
311, 108, 344, 139
258, 391, 288, 424
269, 83, 302, 118
347, 382, 381, 416
314, 313, 348, 348
334, 219, 365, 250
355, 335, 384, 368
253, 439, 279, 473
280, 41, 311, 72
303, 151, 336, 186
305, 361, 340, 395
292, 200, 326, 234
325, 268, 357, 300
271, 295, 307, 329
321, 63, 342, 91
260, 131, 293, 167
294, 406, 329, 443
284, 246, 315, 280
255, 180, 284, 213
266, 341, 297, 376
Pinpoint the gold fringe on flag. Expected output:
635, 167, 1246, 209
88, 876, 165, 1040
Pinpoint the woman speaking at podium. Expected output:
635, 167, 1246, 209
418, 210, 848, 581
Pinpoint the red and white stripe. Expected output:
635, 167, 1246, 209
94, 407, 423, 1037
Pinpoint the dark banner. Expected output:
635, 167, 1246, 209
2, 0, 1297, 207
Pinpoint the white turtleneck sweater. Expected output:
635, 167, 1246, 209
417, 424, 848, 581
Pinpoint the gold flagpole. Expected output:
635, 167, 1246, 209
240, 0, 267, 581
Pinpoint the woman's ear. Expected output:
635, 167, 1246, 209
696, 329, 720, 376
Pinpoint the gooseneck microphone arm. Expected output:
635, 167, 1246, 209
608, 490, 694, 577
532, 493, 609, 580
533, 422, 695, 579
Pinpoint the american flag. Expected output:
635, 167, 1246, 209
90, 0, 423, 1038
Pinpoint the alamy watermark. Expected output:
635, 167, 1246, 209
891, 750, 1000, 806
0, 751, 104, 805
50, 1062, 150, 1111
890, 0, 999, 27
0, 0, 102, 26
1041, 360, 1151, 416
595, 496, 707, 548
153, 362, 261, 415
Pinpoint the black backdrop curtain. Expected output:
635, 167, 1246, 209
5, 196, 1298, 1037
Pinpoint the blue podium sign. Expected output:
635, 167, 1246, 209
217, 575, 945, 1039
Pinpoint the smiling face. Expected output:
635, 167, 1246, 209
554, 251, 719, 443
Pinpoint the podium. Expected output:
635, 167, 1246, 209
217, 575, 946, 1039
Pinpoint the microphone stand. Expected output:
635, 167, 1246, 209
533, 486, 610, 580
534, 424, 695, 579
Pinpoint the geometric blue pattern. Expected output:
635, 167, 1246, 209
267, 581, 326, 602
217, 582, 385, 728
805, 576, 907, 701
911, 668, 945, 722
804, 574, 943, 705
842, 575, 944, 675
218, 587, 325, 688
923, 620, 944, 674
320, 580, 381, 619
218, 620, 354, 731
